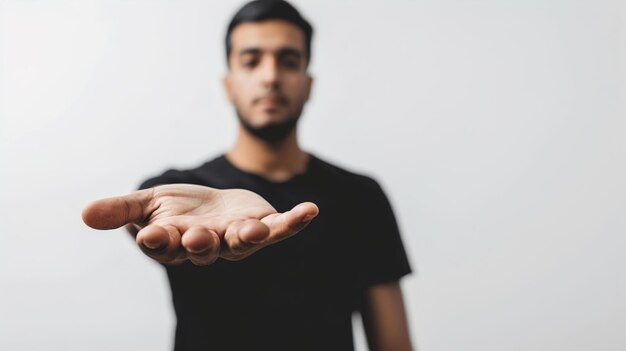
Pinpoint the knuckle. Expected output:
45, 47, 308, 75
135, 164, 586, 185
228, 237, 255, 254
188, 257, 210, 266
223, 250, 248, 261
229, 244, 247, 255
189, 250, 219, 266
275, 227, 297, 240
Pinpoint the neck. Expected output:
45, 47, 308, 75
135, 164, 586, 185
226, 124, 310, 182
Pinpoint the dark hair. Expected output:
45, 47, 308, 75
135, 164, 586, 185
225, 0, 313, 68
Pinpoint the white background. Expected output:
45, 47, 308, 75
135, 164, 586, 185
1, 1, 625, 350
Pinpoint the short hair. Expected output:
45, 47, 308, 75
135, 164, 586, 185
225, 0, 314, 68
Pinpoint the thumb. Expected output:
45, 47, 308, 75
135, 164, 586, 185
82, 188, 155, 230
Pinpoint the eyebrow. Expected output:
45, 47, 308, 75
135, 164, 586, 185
238, 47, 303, 59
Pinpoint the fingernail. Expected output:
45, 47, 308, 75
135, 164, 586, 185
186, 247, 207, 254
301, 214, 316, 223
144, 240, 162, 250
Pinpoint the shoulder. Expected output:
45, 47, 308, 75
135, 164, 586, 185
311, 154, 386, 197
138, 155, 225, 190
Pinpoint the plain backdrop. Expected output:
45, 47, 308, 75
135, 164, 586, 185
1, 1, 625, 350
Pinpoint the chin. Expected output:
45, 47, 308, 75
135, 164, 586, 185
237, 109, 300, 142
250, 113, 291, 127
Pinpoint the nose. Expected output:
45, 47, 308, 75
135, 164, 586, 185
259, 56, 279, 88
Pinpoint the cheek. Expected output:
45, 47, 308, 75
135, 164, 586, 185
285, 78, 309, 102
231, 79, 255, 103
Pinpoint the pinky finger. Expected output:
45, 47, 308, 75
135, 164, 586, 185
261, 202, 319, 241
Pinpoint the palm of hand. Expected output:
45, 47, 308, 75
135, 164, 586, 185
83, 184, 318, 265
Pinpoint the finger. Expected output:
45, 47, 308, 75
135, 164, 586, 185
181, 226, 221, 266
239, 219, 272, 244
223, 219, 270, 258
261, 202, 319, 241
82, 188, 156, 230
124, 223, 141, 238
136, 223, 185, 263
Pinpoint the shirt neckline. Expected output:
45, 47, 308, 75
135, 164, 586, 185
220, 152, 316, 185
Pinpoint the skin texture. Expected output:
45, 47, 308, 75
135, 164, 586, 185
83, 19, 413, 350
82, 184, 319, 265
224, 21, 312, 132
222, 20, 315, 183
362, 281, 414, 351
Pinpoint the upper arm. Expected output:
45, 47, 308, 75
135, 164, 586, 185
361, 281, 413, 351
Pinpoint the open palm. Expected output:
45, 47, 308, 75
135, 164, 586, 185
82, 184, 319, 265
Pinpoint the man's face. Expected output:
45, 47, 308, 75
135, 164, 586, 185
224, 20, 312, 141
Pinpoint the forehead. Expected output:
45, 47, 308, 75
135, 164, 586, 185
230, 20, 306, 53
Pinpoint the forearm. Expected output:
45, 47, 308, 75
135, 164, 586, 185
362, 281, 413, 351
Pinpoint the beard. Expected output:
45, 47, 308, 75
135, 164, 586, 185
235, 105, 304, 143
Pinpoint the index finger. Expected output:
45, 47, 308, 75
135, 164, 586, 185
82, 188, 156, 230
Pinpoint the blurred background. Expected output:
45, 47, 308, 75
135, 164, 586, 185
1, 0, 624, 350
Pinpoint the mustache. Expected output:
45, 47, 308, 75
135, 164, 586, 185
253, 92, 288, 105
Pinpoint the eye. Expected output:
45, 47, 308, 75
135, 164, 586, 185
242, 59, 258, 68
240, 53, 260, 68
280, 56, 300, 70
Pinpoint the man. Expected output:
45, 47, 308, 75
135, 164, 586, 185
82, 1, 413, 350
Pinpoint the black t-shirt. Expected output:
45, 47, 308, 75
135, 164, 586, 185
139, 153, 412, 351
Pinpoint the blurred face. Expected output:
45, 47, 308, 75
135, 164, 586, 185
224, 20, 313, 142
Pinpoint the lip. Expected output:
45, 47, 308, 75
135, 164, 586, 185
255, 95, 286, 106
259, 97, 279, 104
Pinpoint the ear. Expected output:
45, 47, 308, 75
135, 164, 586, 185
223, 74, 234, 103
304, 74, 314, 102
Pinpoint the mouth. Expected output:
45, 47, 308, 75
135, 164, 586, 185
254, 95, 287, 108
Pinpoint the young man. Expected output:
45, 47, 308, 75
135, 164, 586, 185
82, 1, 413, 350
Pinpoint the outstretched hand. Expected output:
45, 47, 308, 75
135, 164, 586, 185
82, 184, 319, 265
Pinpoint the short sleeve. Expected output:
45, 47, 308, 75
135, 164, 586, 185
355, 177, 413, 289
